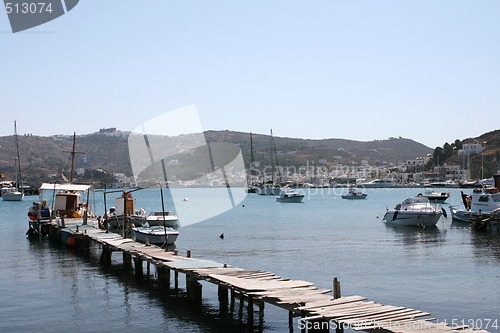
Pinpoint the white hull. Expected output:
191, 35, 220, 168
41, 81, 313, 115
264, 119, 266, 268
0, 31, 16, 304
132, 227, 179, 245
383, 210, 442, 227
146, 215, 179, 228
1, 192, 24, 201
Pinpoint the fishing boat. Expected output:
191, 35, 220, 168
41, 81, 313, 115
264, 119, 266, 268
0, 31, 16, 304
449, 175, 500, 225
276, 188, 304, 203
418, 190, 450, 203
341, 187, 367, 200
106, 190, 146, 228
131, 226, 179, 245
145, 210, 179, 228
2, 121, 24, 201
383, 196, 443, 227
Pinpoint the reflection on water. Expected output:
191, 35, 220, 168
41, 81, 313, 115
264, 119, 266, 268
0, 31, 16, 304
385, 224, 447, 246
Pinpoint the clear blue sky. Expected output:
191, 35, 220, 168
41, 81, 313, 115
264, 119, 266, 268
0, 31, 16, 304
1, 1, 499, 148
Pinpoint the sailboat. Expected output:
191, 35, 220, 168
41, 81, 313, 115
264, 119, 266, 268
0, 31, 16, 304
257, 129, 282, 195
1, 121, 24, 201
246, 132, 259, 193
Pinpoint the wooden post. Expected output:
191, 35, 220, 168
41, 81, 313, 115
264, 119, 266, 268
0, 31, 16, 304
258, 300, 265, 329
238, 292, 244, 319
174, 270, 179, 291
300, 302, 306, 333
157, 266, 171, 291
100, 245, 112, 266
333, 277, 341, 299
186, 274, 202, 306
288, 311, 294, 333
187, 250, 191, 258
123, 252, 132, 270
230, 288, 235, 316
134, 256, 143, 277
218, 285, 228, 318
247, 296, 254, 325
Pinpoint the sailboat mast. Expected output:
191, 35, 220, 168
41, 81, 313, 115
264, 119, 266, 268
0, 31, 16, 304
70, 132, 76, 183
270, 129, 275, 185
14, 121, 23, 190
249, 132, 255, 183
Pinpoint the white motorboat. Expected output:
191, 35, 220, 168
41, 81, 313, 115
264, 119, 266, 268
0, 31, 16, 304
418, 190, 450, 203
383, 196, 443, 227
145, 210, 179, 228
357, 179, 395, 188
341, 187, 367, 200
132, 226, 179, 245
276, 189, 304, 203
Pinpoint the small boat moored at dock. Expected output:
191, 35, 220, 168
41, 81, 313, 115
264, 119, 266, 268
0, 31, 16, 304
132, 226, 179, 245
145, 210, 179, 228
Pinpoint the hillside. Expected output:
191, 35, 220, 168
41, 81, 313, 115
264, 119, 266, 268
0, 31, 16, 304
446, 129, 500, 179
0, 129, 433, 187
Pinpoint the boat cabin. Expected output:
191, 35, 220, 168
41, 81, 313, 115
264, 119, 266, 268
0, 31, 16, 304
40, 183, 92, 218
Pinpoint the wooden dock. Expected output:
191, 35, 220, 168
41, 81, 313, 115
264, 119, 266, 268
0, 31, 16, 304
31, 218, 490, 333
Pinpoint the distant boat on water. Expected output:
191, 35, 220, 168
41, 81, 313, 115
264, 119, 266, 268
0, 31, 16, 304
2, 121, 24, 201
276, 188, 304, 203
357, 179, 395, 188
341, 187, 367, 200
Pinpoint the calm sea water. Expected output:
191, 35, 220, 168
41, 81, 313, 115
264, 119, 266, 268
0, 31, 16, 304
1, 188, 499, 332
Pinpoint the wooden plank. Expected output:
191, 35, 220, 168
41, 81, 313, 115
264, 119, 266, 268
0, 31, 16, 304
296, 295, 367, 310
306, 300, 376, 311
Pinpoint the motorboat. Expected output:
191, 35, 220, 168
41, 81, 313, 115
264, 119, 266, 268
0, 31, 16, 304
357, 179, 395, 188
418, 190, 450, 203
131, 226, 179, 245
276, 188, 304, 203
145, 210, 179, 228
341, 187, 367, 200
383, 196, 443, 227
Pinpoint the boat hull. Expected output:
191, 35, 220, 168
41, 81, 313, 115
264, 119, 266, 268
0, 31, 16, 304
107, 215, 145, 228
1, 192, 24, 201
132, 227, 179, 245
276, 195, 304, 203
146, 216, 179, 228
383, 211, 442, 227
341, 194, 367, 200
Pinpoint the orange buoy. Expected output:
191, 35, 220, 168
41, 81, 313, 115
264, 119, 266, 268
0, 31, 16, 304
66, 236, 76, 246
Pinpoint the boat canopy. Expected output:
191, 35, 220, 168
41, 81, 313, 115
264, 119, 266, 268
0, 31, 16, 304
39, 183, 92, 192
